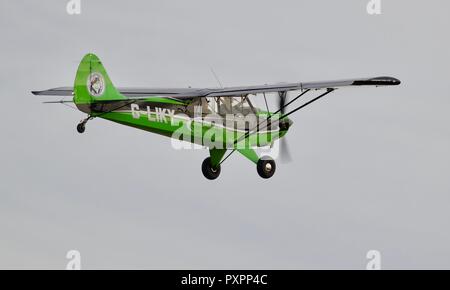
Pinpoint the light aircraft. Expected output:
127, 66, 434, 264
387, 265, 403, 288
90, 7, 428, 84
33, 53, 400, 180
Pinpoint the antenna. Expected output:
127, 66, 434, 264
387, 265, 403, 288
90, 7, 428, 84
209, 66, 224, 88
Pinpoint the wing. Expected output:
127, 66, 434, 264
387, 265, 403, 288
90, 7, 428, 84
201, 76, 400, 97
32, 76, 400, 99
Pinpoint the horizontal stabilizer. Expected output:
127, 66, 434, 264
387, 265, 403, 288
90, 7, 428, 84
32, 87, 73, 96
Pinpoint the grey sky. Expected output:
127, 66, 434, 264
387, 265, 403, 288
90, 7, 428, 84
0, 0, 449, 269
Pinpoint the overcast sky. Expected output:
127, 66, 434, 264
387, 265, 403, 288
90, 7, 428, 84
1, 0, 450, 269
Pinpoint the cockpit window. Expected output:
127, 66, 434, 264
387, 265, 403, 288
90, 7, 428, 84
210, 96, 256, 116
186, 95, 257, 119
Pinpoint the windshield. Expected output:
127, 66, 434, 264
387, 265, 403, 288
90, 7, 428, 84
209, 96, 256, 116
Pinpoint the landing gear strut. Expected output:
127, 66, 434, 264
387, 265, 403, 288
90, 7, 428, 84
201, 157, 221, 180
257, 156, 276, 179
76, 116, 93, 134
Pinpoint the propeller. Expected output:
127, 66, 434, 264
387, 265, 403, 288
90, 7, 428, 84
278, 91, 292, 163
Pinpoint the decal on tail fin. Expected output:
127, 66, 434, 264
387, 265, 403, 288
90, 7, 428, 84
73, 53, 125, 106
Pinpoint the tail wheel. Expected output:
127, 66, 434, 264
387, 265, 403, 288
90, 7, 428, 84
202, 157, 221, 180
257, 156, 276, 179
77, 122, 86, 134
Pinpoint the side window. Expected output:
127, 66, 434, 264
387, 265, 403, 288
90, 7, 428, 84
213, 96, 256, 116
186, 97, 212, 117
186, 97, 201, 116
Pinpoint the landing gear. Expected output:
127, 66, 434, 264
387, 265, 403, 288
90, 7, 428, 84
76, 116, 93, 134
76, 122, 86, 134
257, 156, 276, 179
201, 157, 221, 180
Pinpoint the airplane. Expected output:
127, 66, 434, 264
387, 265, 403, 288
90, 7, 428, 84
32, 53, 400, 180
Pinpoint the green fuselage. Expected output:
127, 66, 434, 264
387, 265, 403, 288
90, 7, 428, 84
77, 97, 291, 150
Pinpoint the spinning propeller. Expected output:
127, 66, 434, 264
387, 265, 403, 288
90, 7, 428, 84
277, 91, 292, 163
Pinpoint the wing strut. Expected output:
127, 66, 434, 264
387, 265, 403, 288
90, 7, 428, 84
279, 88, 334, 120
219, 88, 335, 165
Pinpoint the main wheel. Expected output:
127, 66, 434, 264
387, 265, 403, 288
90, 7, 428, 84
257, 156, 276, 179
77, 123, 85, 134
201, 157, 221, 180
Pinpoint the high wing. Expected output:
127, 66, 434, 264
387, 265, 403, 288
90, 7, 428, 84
32, 76, 400, 99
196, 76, 400, 97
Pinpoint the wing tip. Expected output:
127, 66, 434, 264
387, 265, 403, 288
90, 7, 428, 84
353, 76, 401, 86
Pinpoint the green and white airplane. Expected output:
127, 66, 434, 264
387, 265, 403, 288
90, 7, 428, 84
33, 53, 400, 180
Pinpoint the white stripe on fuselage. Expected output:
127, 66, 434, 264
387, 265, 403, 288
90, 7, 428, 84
126, 104, 279, 133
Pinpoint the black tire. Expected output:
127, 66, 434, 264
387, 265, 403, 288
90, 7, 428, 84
257, 157, 276, 179
201, 157, 221, 180
77, 123, 85, 134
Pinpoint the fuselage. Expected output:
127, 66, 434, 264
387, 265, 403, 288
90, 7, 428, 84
77, 96, 292, 149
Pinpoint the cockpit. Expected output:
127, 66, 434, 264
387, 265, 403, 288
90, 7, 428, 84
185, 95, 261, 131
187, 95, 257, 117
